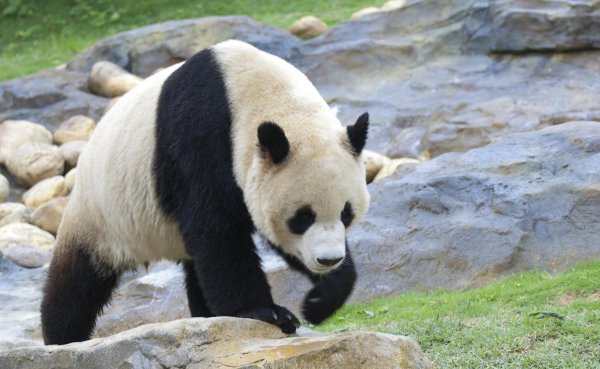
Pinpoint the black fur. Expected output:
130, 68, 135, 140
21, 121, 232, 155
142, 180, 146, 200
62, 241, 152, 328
287, 205, 316, 235
270, 241, 357, 325
347, 112, 369, 155
341, 202, 355, 228
154, 49, 297, 333
258, 122, 289, 164
41, 245, 120, 345
182, 260, 213, 317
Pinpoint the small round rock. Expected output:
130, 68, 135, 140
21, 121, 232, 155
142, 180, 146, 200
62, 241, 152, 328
22, 176, 67, 208
30, 196, 69, 235
53, 115, 96, 145
288, 16, 328, 39
65, 168, 77, 193
0, 174, 8, 202
0, 120, 53, 165
59, 140, 87, 169
0, 202, 32, 227
5, 143, 65, 187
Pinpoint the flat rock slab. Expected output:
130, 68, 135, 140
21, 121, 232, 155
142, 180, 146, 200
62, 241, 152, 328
292, 0, 600, 157
0, 318, 432, 369
350, 121, 600, 295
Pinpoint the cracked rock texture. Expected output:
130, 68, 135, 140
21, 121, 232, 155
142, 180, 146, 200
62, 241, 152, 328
347, 121, 600, 298
0, 317, 432, 369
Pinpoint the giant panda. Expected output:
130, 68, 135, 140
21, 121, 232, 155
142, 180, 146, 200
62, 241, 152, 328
41, 40, 370, 345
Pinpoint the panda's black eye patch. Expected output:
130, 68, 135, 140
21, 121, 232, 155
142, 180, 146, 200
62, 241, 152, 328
288, 206, 316, 235
341, 202, 354, 228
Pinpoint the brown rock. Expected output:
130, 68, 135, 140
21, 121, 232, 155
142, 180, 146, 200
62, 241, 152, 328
59, 140, 87, 169
0, 318, 433, 369
53, 115, 95, 145
362, 149, 390, 183
5, 143, 65, 187
0, 203, 32, 227
381, 0, 406, 10
22, 176, 67, 208
0, 120, 53, 165
88, 61, 142, 98
0, 223, 54, 268
0, 223, 55, 252
30, 197, 69, 235
373, 157, 420, 182
288, 16, 328, 39
351, 7, 381, 20
4, 246, 52, 268
64, 168, 77, 193
0, 174, 8, 202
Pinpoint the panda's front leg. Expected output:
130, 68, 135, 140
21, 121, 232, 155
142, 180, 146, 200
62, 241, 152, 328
185, 230, 300, 334
301, 247, 357, 325
273, 242, 357, 325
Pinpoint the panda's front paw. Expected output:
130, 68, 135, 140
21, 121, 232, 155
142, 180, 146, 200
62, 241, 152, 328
235, 304, 300, 334
302, 283, 333, 325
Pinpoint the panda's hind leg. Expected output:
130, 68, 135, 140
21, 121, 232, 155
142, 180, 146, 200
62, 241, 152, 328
41, 237, 120, 345
182, 260, 213, 317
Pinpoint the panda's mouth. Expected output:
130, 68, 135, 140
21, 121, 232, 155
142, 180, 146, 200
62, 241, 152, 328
306, 259, 344, 275
267, 241, 342, 275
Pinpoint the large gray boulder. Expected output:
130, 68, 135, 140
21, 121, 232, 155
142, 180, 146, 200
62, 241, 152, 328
349, 121, 600, 297
67, 16, 300, 77
0, 317, 432, 369
0, 69, 109, 131
293, 0, 600, 157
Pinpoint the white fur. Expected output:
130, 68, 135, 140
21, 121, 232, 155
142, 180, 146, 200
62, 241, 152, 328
214, 40, 369, 273
59, 63, 188, 269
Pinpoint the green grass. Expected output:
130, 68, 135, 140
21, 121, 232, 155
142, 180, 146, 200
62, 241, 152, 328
0, 0, 380, 81
317, 261, 600, 368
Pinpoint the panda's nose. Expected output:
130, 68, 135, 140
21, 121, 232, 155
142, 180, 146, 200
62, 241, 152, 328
316, 257, 343, 266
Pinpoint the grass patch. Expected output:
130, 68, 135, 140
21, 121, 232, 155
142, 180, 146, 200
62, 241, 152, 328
317, 261, 600, 368
0, 0, 380, 81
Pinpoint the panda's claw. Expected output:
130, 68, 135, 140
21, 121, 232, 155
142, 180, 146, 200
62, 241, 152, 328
235, 304, 299, 334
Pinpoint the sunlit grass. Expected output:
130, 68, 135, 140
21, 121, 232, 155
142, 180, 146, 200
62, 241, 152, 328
0, 0, 381, 81
317, 261, 600, 368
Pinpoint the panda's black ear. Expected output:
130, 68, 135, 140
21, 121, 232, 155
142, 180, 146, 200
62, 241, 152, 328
258, 122, 289, 165
346, 112, 369, 156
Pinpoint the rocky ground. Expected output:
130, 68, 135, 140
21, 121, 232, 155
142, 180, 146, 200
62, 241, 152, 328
0, 317, 432, 369
1, 0, 599, 366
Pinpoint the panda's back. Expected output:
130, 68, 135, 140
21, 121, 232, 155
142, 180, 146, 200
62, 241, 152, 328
65, 64, 189, 268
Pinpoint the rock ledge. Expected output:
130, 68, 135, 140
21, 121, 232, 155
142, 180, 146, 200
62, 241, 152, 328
0, 317, 432, 369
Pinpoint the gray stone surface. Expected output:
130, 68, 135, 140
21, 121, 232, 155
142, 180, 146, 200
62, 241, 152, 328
0, 254, 46, 350
0, 317, 432, 369
0, 69, 109, 131
342, 121, 600, 298
66, 16, 300, 77
94, 262, 190, 338
292, 0, 600, 157
3, 1, 600, 155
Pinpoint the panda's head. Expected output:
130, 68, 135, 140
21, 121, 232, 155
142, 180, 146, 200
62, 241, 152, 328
248, 113, 370, 275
